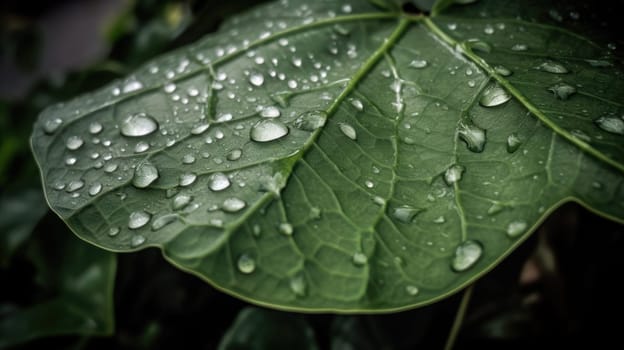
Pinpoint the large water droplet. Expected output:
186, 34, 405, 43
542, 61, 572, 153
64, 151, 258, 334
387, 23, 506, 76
260, 106, 281, 118
131, 235, 146, 247
479, 84, 511, 107
132, 162, 159, 188
548, 83, 576, 100
506, 133, 522, 153
250, 120, 289, 142
66, 136, 84, 150
391, 205, 421, 223
444, 164, 465, 185
237, 254, 256, 274
191, 123, 210, 135
223, 197, 246, 213
339, 123, 357, 140
458, 121, 486, 153
128, 211, 151, 229
249, 73, 264, 87
120, 113, 159, 137
151, 214, 179, 230
293, 110, 327, 131
88, 183, 102, 196
594, 116, 624, 135
66, 180, 84, 192
451, 240, 483, 272
536, 60, 569, 74
179, 173, 197, 187
209, 172, 230, 191
134, 141, 150, 153
289, 274, 306, 296
352, 252, 368, 266
506, 220, 527, 238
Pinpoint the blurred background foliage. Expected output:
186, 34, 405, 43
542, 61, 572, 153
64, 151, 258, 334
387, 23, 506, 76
1, 0, 623, 349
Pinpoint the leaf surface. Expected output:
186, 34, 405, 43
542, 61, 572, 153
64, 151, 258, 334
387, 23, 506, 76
32, 0, 624, 311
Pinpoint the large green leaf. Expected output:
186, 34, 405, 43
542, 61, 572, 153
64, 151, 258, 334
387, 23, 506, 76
31, 0, 623, 312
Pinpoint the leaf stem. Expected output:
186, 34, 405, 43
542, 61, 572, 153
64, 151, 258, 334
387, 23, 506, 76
444, 284, 474, 350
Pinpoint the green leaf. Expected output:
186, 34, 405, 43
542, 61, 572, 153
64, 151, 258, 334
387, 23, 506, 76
218, 307, 318, 350
31, 0, 623, 312
0, 214, 116, 347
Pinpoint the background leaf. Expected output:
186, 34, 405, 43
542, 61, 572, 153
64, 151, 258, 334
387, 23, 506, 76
31, 0, 623, 312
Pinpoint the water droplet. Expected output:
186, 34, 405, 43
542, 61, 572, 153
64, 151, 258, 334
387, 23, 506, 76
128, 211, 151, 229
391, 205, 421, 223
293, 110, 327, 131
487, 203, 504, 215
506, 133, 522, 153
66, 180, 84, 192
164, 83, 176, 93
585, 59, 612, 67
279, 222, 293, 236
405, 285, 419, 296
409, 59, 428, 69
173, 194, 192, 210
88, 183, 102, 196
494, 65, 512, 76
134, 141, 150, 153
120, 113, 159, 137
289, 274, 306, 296
511, 44, 528, 51
260, 106, 281, 118
208, 172, 230, 191
594, 116, 624, 135
352, 252, 368, 266
548, 82, 576, 100
223, 197, 246, 213
108, 227, 120, 236
226, 149, 242, 161
444, 164, 465, 185
237, 254, 256, 274
104, 163, 118, 173
451, 240, 483, 272
132, 162, 159, 188
44, 118, 63, 134
536, 60, 569, 74
131, 235, 146, 247
182, 154, 196, 164
291, 57, 302, 67
250, 119, 289, 142
479, 84, 511, 107
350, 98, 364, 111
506, 220, 527, 238
249, 73, 264, 86
89, 122, 103, 134
191, 123, 210, 135
339, 123, 357, 140
150, 214, 178, 231
433, 216, 446, 224
466, 39, 491, 53
66, 136, 84, 150
123, 80, 143, 93
179, 173, 197, 187
458, 120, 486, 152
65, 157, 77, 166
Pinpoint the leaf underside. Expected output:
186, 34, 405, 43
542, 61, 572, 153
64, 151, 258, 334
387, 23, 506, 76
32, 0, 624, 312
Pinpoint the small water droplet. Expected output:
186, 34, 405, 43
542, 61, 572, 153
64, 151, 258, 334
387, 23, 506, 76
350, 98, 364, 111
226, 149, 242, 161
223, 197, 246, 213
594, 116, 624, 135
44, 118, 63, 134
451, 240, 483, 272
409, 59, 428, 69
89, 122, 103, 134
260, 106, 281, 118
494, 65, 512, 76
548, 82, 576, 100
179, 173, 197, 187
352, 252, 368, 266
173, 194, 192, 210
66, 136, 84, 150
506, 133, 522, 153
250, 119, 289, 142
339, 123, 357, 140
209, 172, 230, 191
151, 214, 178, 230
511, 43, 528, 51
458, 120, 486, 153
467, 39, 491, 53
237, 254, 256, 274
433, 216, 446, 224
479, 84, 511, 107
182, 154, 196, 164
506, 220, 527, 238
132, 162, 159, 188
191, 123, 210, 135
405, 285, 419, 296
293, 110, 327, 131
128, 211, 151, 229
249, 73, 264, 87
487, 203, 504, 215
131, 234, 146, 247
134, 141, 150, 153
289, 274, 306, 296
536, 60, 569, 74
123, 80, 143, 93
88, 183, 102, 196
65, 157, 77, 166
391, 205, 421, 223
279, 222, 293, 236
66, 180, 84, 192
444, 164, 465, 185
108, 227, 120, 236
120, 113, 159, 137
